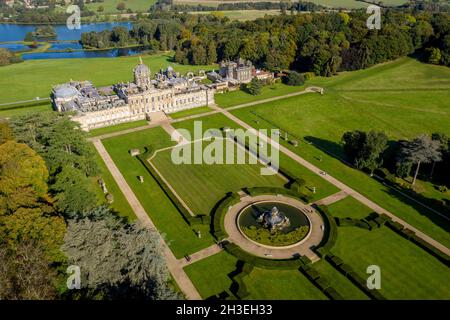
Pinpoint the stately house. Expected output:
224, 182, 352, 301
207, 58, 274, 92
52, 58, 215, 131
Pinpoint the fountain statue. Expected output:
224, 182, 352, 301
257, 206, 290, 232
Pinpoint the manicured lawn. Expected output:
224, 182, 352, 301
172, 113, 340, 202
184, 251, 239, 299
326, 196, 374, 220
102, 126, 216, 258
333, 227, 450, 299
184, 251, 327, 300
0, 103, 52, 119
230, 57, 450, 247
169, 106, 214, 119
215, 82, 305, 109
244, 268, 327, 300
91, 146, 136, 221
150, 144, 287, 215
0, 53, 216, 104
88, 120, 148, 137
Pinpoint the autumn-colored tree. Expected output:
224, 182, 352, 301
0, 141, 49, 213
0, 208, 66, 263
0, 121, 14, 145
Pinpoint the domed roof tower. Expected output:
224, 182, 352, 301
134, 57, 151, 90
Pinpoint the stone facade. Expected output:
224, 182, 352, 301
52, 58, 215, 131
219, 58, 253, 84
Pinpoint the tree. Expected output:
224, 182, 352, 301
425, 47, 442, 65
0, 141, 49, 213
399, 134, 442, 186
0, 242, 59, 300
116, 2, 126, 12
246, 78, 262, 95
342, 130, 388, 173
0, 207, 66, 263
62, 208, 180, 300
97, 6, 104, 13
0, 121, 14, 145
24, 32, 34, 42
284, 71, 305, 86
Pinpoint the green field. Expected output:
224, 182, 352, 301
150, 144, 287, 215
230, 57, 450, 248
88, 120, 148, 137
0, 53, 215, 104
102, 126, 216, 258
0, 103, 53, 119
172, 113, 340, 201
326, 196, 375, 219
92, 147, 136, 220
169, 106, 214, 119
333, 226, 450, 299
86, 0, 157, 14
189, 9, 281, 21
215, 82, 305, 109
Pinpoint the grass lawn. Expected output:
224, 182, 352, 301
184, 251, 239, 299
86, 0, 157, 13
0, 53, 216, 104
230, 57, 450, 247
326, 196, 375, 220
150, 144, 287, 215
244, 268, 327, 300
92, 146, 136, 221
189, 10, 281, 21
172, 113, 340, 202
88, 120, 148, 137
0, 103, 53, 119
169, 106, 214, 119
333, 226, 450, 299
102, 126, 216, 258
215, 82, 305, 109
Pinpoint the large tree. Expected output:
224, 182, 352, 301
342, 130, 388, 173
62, 208, 180, 300
0, 242, 59, 300
0, 141, 49, 213
399, 134, 442, 186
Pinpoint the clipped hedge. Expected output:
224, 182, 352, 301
336, 217, 371, 230
211, 192, 241, 240
229, 262, 254, 299
299, 264, 344, 300
314, 205, 338, 258
326, 253, 386, 300
224, 243, 309, 270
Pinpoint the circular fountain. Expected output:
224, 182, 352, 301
237, 201, 311, 248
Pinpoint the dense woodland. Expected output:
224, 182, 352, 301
80, 9, 450, 73
0, 115, 179, 300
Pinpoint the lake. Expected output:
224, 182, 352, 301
0, 22, 132, 42
0, 22, 136, 59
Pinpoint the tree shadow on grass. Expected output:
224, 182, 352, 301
381, 187, 450, 235
305, 136, 450, 238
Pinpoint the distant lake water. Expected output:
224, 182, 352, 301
0, 22, 136, 59
0, 22, 132, 42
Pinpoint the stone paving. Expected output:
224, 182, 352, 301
224, 195, 324, 262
